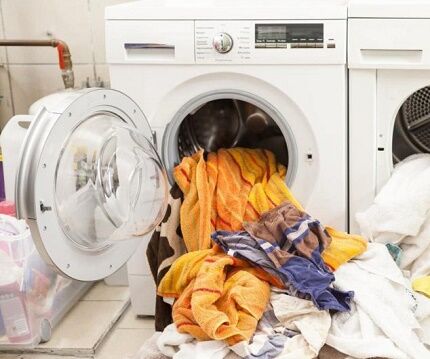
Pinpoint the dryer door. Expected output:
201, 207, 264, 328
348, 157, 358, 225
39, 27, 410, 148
15, 88, 169, 281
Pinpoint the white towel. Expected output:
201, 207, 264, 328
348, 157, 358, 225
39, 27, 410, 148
156, 324, 230, 359
326, 243, 429, 359
356, 154, 430, 242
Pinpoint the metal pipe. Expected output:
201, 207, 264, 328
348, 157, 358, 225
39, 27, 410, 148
0, 39, 74, 89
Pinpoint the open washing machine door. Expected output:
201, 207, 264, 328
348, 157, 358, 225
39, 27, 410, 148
14, 88, 169, 281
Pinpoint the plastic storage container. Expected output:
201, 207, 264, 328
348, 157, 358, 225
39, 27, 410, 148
0, 214, 91, 349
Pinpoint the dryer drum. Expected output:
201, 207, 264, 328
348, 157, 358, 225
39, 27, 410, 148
393, 86, 430, 163
399, 86, 430, 152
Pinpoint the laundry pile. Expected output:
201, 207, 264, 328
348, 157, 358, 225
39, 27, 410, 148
134, 150, 430, 359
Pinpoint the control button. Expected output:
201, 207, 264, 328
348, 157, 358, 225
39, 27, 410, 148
315, 43, 324, 48
298, 43, 308, 48
327, 42, 336, 49
213, 33, 234, 54
291, 43, 300, 48
306, 43, 316, 48
276, 43, 288, 48
265, 43, 277, 48
255, 43, 266, 48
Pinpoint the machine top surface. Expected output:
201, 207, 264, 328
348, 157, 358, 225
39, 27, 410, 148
105, 0, 347, 20
349, 0, 430, 19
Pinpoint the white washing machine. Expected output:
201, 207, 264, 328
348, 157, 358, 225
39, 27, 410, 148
348, 0, 430, 233
105, 0, 348, 315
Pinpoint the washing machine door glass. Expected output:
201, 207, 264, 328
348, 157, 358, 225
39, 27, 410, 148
15, 89, 169, 281
55, 113, 166, 251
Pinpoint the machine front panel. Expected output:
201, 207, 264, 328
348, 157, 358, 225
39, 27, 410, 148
195, 20, 345, 64
106, 19, 346, 65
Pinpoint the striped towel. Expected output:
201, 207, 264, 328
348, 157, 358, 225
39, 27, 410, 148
212, 201, 353, 312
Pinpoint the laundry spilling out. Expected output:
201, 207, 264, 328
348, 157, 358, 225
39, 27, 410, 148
131, 148, 430, 358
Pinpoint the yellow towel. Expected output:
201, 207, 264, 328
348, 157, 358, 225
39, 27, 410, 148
412, 276, 430, 298
158, 246, 279, 345
323, 227, 368, 270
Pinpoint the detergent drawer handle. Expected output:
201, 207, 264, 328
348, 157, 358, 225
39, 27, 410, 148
124, 43, 175, 50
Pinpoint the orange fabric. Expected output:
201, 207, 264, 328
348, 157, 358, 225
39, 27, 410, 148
158, 246, 276, 345
174, 148, 297, 252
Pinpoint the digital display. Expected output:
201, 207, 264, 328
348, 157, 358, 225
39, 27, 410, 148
256, 24, 288, 42
255, 23, 324, 44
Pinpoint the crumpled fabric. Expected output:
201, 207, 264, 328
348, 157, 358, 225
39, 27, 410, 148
356, 154, 430, 281
156, 324, 241, 359
157, 246, 282, 345
212, 201, 353, 312
174, 148, 367, 271
131, 332, 169, 359
326, 243, 430, 359
173, 148, 296, 251
230, 291, 331, 359
412, 276, 430, 298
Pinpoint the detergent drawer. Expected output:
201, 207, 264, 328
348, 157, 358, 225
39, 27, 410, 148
348, 19, 430, 69
106, 20, 195, 64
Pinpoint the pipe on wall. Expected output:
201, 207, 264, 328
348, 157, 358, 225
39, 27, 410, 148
0, 39, 74, 89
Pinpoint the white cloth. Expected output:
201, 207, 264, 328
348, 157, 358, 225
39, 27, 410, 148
157, 324, 230, 359
131, 332, 169, 359
231, 291, 331, 359
326, 243, 430, 359
356, 154, 430, 280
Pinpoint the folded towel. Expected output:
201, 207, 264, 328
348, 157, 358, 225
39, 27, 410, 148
158, 246, 281, 345
212, 202, 353, 312
173, 148, 297, 252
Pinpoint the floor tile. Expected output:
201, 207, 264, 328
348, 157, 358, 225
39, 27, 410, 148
81, 282, 129, 302
95, 328, 154, 359
34, 299, 129, 356
117, 307, 155, 329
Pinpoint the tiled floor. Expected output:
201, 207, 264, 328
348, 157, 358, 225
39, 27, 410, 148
1, 283, 155, 359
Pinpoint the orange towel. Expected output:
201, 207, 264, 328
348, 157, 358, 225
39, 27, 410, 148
174, 148, 367, 269
158, 245, 281, 345
174, 148, 297, 252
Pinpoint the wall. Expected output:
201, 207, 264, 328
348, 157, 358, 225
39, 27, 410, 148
0, 0, 133, 129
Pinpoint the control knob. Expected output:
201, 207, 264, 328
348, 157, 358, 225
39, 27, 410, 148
212, 33, 233, 54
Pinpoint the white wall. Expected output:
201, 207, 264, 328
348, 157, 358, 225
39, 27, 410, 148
0, 0, 133, 129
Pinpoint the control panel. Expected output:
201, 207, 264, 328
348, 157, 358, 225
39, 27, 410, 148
255, 23, 326, 48
195, 20, 345, 64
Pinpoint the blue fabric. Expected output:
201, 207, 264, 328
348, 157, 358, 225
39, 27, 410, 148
212, 230, 353, 312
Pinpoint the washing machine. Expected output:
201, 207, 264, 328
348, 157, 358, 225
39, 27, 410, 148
105, 0, 348, 315
348, 0, 430, 233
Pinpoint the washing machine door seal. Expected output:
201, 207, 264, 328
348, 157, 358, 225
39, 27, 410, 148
15, 88, 169, 281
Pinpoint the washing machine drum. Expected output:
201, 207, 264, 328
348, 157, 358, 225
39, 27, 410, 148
394, 87, 430, 162
176, 99, 289, 167
15, 89, 169, 281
